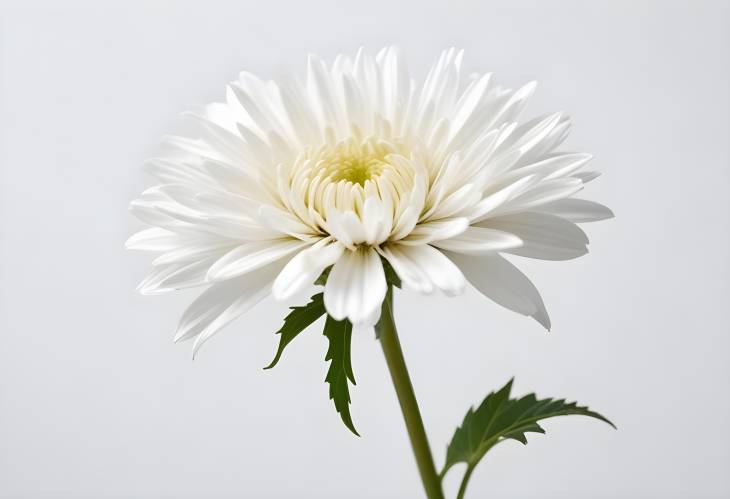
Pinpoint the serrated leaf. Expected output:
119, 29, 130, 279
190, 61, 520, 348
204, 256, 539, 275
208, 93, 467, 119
442, 379, 615, 477
323, 315, 359, 436
264, 293, 326, 370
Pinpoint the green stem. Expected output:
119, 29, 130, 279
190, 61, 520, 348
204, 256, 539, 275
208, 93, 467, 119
376, 289, 445, 499
456, 464, 475, 499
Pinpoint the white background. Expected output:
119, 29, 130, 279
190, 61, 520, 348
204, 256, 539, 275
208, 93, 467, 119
1, 1, 728, 498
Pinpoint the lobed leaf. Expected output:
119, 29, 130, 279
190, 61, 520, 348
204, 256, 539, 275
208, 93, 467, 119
442, 379, 615, 478
264, 293, 326, 369
323, 315, 359, 435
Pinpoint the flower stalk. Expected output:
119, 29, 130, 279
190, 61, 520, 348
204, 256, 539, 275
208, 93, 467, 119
376, 288, 445, 499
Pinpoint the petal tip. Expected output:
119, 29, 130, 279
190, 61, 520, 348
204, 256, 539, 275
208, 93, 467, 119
533, 309, 551, 331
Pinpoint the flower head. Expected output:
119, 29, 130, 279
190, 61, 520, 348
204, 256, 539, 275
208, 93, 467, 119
128, 47, 612, 354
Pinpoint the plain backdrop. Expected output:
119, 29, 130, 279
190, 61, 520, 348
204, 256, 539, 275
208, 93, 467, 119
1, 1, 728, 498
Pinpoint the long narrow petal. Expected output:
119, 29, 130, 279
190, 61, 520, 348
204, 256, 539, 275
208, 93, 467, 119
379, 244, 435, 294
491, 177, 584, 216
137, 256, 218, 295
399, 218, 469, 246
152, 241, 238, 265
432, 226, 523, 255
361, 197, 393, 245
465, 175, 537, 223
126, 228, 189, 252
479, 212, 589, 260
447, 252, 550, 329
324, 210, 367, 249
384, 244, 466, 296
539, 198, 614, 223
492, 153, 593, 188
207, 238, 308, 281
324, 248, 386, 324
174, 261, 286, 356
272, 239, 344, 301
257, 205, 317, 239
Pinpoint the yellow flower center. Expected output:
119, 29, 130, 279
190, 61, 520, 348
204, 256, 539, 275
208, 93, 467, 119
329, 154, 386, 186
282, 136, 421, 242
310, 139, 391, 187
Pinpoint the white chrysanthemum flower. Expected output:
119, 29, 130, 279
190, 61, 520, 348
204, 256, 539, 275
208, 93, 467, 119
128, 47, 612, 354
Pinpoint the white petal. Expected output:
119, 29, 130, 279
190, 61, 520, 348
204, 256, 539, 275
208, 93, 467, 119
257, 205, 316, 239
390, 168, 428, 240
157, 135, 224, 163
198, 161, 268, 201
485, 81, 537, 129
362, 197, 392, 245
432, 226, 523, 255
143, 158, 218, 188
183, 112, 249, 166
494, 153, 593, 188
540, 198, 614, 223
228, 79, 277, 136
572, 171, 601, 183
325, 210, 367, 249
137, 256, 217, 295
425, 183, 481, 221
480, 212, 588, 260
174, 261, 285, 356
465, 175, 537, 223
379, 244, 435, 294
324, 248, 386, 324
151, 239, 239, 265
126, 228, 187, 252
132, 191, 268, 240
512, 114, 572, 167
449, 73, 492, 139
488, 112, 564, 176
128, 199, 182, 230
192, 190, 259, 218
388, 244, 466, 296
377, 46, 409, 122
492, 178, 584, 216
307, 55, 345, 132
278, 77, 322, 145
359, 302, 383, 329
207, 238, 308, 281
272, 239, 344, 301
399, 218, 469, 246
447, 252, 550, 329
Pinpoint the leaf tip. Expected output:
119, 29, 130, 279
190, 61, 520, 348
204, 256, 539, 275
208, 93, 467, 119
262, 353, 281, 370
602, 416, 618, 430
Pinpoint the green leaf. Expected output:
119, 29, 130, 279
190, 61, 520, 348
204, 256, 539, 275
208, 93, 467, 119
264, 293, 326, 370
381, 257, 401, 288
323, 315, 359, 436
314, 266, 332, 286
442, 379, 615, 478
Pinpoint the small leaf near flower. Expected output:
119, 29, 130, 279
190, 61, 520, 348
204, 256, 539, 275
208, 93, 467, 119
314, 266, 332, 286
442, 379, 615, 481
264, 293, 326, 370
323, 315, 359, 436
381, 257, 402, 289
